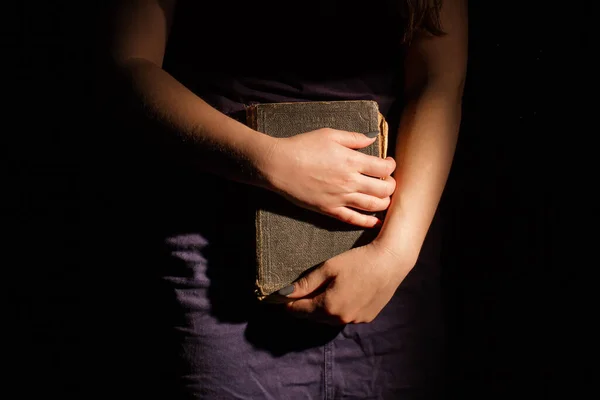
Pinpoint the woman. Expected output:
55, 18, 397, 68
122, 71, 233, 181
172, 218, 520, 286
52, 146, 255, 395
100, 0, 467, 398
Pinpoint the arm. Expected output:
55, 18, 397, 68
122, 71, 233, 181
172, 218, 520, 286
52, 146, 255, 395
105, 0, 276, 185
284, 0, 468, 324
103, 0, 396, 227
376, 0, 468, 265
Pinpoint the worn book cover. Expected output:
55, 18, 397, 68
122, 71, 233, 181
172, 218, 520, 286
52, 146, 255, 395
246, 100, 389, 300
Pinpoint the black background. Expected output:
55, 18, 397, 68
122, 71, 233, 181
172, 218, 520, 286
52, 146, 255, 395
8, 0, 586, 398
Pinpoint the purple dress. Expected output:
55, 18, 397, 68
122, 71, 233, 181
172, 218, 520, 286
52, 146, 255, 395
111, 1, 446, 398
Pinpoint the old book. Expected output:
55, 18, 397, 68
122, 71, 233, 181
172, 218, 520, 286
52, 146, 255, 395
246, 100, 389, 300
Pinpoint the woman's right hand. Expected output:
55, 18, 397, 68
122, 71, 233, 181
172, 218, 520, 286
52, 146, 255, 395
257, 128, 397, 228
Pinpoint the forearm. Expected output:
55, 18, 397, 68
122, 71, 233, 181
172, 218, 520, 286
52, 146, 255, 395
109, 57, 276, 186
376, 83, 463, 264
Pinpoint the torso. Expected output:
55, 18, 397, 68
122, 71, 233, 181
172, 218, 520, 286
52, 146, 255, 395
163, 0, 407, 122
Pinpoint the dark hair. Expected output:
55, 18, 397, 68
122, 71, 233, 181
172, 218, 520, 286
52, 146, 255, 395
401, 0, 445, 43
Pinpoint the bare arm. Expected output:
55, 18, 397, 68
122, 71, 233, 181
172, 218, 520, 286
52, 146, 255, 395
102, 0, 396, 227
284, 0, 468, 324
376, 0, 468, 262
105, 0, 277, 185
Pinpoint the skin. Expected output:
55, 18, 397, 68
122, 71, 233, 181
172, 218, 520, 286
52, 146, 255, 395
106, 0, 396, 228
285, 0, 468, 324
106, 0, 467, 325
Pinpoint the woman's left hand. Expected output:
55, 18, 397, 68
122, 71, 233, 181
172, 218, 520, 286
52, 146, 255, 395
281, 240, 414, 325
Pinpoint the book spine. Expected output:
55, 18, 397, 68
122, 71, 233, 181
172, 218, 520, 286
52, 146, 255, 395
245, 105, 268, 299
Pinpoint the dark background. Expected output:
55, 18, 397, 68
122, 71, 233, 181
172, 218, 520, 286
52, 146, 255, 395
9, 0, 585, 398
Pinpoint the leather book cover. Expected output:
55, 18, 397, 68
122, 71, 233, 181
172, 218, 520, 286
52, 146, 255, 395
246, 100, 389, 300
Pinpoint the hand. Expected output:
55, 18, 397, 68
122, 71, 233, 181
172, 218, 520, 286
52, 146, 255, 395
260, 128, 396, 228
281, 239, 413, 325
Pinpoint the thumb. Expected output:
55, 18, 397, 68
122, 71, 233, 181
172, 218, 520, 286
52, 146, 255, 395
278, 264, 332, 299
331, 130, 378, 150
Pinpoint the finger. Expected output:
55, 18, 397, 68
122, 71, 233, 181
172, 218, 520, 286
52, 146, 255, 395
286, 294, 350, 326
344, 193, 391, 212
279, 264, 333, 299
355, 174, 396, 198
357, 155, 396, 178
329, 129, 377, 150
286, 295, 324, 316
329, 207, 381, 228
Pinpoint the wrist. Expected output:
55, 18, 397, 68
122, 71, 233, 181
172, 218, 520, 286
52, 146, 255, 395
242, 131, 280, 190
371, 233, 420, 270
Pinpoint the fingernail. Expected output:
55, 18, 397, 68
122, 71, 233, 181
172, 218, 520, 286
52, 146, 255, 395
365, 131, 379, 138
277, 285, 295, 296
